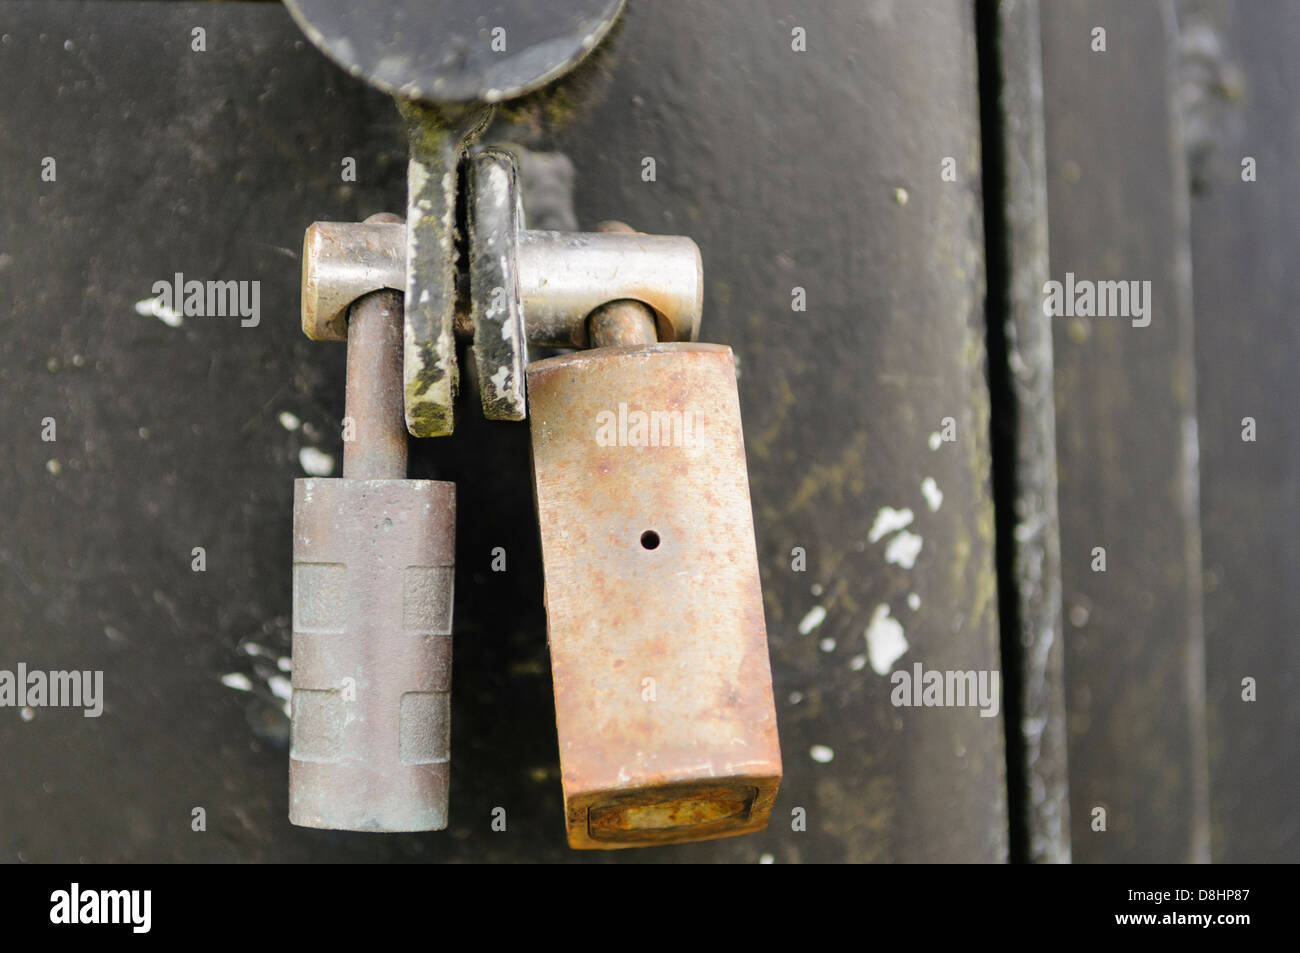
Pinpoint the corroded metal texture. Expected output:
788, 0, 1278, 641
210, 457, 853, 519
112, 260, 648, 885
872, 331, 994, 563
527, 343, 781, 848
290, 479, 456, 831
467, 149, 528, 421
399, 102, 492, 438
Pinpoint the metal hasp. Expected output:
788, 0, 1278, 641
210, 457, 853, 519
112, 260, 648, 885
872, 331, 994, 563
528, 344, 782, 847
290, 284, 457, 832
301, 215, 701, 349
299, 152, 703, 422
284, 0, 626, 437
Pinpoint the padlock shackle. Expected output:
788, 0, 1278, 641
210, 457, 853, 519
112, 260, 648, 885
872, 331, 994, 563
343, 289, 408, 480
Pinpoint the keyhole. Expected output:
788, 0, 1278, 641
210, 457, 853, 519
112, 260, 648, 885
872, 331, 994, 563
640, 530, 660, 550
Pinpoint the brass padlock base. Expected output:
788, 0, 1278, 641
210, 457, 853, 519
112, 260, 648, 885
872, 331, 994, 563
578, 780, 776, 847
527, 343, 782, 849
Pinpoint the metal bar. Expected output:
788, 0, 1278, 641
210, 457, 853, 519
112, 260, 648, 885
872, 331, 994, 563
343, 289, 407, 480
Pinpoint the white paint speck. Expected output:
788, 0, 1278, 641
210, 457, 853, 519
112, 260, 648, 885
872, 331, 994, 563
797, 605, 827, 635
849, 655, 867, 671
810, 744, 835, 764
907, 592, 921, 611
788, 691, 803, 705
865, 604, 908, 675
45, 459, 61, 475
20, 707, 34, 722
921, 477, 943, 512
928, 431, 942, 451
299, 447, 334, 477
277, 656, 292, 673
810, 582, 824, 597
759, 853, 775, 864
278, 411, 301, 431
868, 506, 913, 543
268, 675, 293, 717
819, 637, 836, 653
221, 673, 253, 692
134, 295, 182, 327
884, 530, 923, 569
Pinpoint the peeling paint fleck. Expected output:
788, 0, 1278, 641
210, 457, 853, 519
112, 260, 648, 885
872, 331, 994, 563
221, 673, 253, 692
865, 604, 908, 675
921, 476, 943, 512
885, 530, 923, 569
797, 605, 827, 635
268, 675, 293, 717
135, 295, 182, 327
868, 506, 913, 543
299, 447, 334, 477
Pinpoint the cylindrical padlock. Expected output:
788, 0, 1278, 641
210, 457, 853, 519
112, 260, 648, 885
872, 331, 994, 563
290, 289, 457, 832
527, 342, 782, 848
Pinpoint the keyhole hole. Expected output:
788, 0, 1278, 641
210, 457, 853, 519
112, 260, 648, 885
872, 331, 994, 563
640, 530, 660, 550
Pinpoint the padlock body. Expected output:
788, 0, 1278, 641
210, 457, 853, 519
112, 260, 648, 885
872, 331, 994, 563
290, 477, 455, 831
527, 343, 782, 848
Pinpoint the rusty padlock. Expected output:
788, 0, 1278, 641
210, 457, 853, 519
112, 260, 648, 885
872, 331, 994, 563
290, 282, 456, 832
529, 344, 782, 848
514, 221, 782, 846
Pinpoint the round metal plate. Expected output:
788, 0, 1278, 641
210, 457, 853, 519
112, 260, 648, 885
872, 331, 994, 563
284, 0, 625, 103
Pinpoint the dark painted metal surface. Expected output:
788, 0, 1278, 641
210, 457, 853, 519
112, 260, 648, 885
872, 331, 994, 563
0, 1, 1002, 861
1040, 0, 1211, 862
466, 150, 528, 421
1177, 0, 1300, 863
